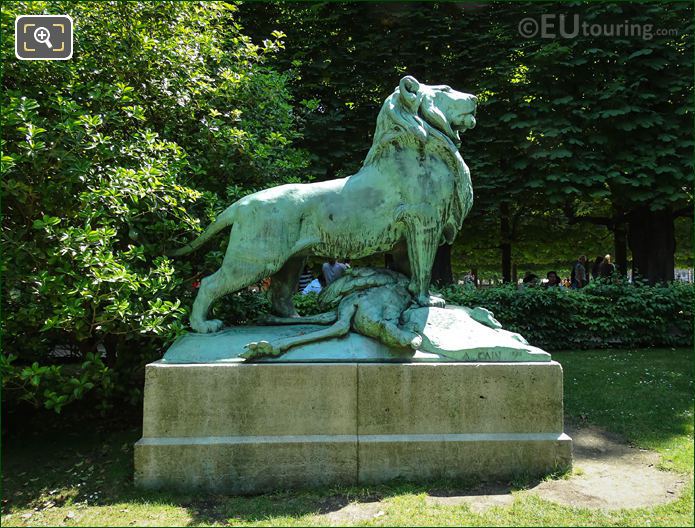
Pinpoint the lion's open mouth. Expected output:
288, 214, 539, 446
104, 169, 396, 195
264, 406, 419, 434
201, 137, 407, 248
448, 114, 476, 145
420, 99, 477, 147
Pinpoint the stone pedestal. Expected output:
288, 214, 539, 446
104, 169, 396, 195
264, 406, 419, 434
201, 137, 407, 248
135, 361, 572, 493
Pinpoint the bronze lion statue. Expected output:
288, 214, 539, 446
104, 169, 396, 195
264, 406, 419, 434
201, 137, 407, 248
172, 76, 477, 333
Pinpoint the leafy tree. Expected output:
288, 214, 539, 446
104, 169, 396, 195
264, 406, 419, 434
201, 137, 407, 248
507, 3, 694, 283
1, 1, 308, 413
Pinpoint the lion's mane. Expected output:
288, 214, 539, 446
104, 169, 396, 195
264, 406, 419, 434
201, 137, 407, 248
362, 83, 473, 244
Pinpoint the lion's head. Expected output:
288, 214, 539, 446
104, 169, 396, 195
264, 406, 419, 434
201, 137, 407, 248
363, 76, 477, 243
365, 76, 477, 165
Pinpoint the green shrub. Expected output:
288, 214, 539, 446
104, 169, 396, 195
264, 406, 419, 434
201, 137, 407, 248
1, 352, 120, 414
441, 281, 694, 350
1, 1, 308, 414
206, 290, 321, 326
293, 292, 323, 316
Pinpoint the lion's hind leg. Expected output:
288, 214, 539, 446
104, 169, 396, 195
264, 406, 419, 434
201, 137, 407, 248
357, 313, 422, 350
379, 321, 423, 350
268, 256, 306, 317
258, 312, 338, 325
243, 302, 356, 359
191, 265, 264, 333
190, 269, 226, 333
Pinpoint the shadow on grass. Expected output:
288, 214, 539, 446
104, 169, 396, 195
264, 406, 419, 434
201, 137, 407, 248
166, 477, 547, 526
2, 423, 546, 526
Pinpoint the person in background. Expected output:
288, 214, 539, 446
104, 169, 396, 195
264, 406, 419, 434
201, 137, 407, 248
260, 276, 272, 292
462, 270, 477, 287
521, 271, 539, 287
571, 255, 588, 289
591, 256, 603, 282
302, 273, 326, 295
544, 270, 565, 288
297, 265, 313, 292
322, 258, 347, 285
599, 254, 616, 279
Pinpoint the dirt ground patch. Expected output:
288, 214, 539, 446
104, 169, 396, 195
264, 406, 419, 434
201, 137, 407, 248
529, 424, 687, 510
325, 424, 687, 522
425, 486, 516, 513
324, 500, 386, 524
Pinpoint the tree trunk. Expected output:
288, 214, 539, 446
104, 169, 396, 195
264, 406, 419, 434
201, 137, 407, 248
627, 206, 675, 284
77, 337, 97, 360
431, 244, 453, 286
103, 334, 118, 368
614, 222, 628, 276
500, 202, 512, 283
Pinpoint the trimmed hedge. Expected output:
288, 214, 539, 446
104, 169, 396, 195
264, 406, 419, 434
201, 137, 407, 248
440, 281, 694, 351
234, 282, 693, 351
235, 281, 693, 351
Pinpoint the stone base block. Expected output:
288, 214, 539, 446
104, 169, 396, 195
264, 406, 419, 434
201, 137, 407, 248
135, 436, 357, 493
358, 433, 571, 484
135, 361, 572, 493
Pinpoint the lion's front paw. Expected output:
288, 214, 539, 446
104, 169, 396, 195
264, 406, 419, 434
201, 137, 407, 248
410, 334, 423, 350
416, 294, 446, 308
241, 340, 282, 359
470, 306, 502, 329
191, 318, 224, 333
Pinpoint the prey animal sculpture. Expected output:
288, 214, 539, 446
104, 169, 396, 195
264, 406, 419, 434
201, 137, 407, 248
171, 76, 477, 333
242, 268, 422, 359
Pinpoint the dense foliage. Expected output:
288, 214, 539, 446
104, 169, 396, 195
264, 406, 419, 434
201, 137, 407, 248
1, 1, 308, 413
441, 282, 694, 350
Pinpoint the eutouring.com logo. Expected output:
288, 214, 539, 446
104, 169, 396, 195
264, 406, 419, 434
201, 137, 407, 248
518, 14, 679, 40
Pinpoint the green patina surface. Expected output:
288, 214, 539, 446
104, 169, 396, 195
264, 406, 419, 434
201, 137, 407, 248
163, 267, 550, 363
163, 325, 550, 363
171, 76, 477, 333
166, 77, 548, 362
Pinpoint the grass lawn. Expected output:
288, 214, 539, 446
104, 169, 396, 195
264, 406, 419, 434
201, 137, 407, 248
2, 348, 693, 527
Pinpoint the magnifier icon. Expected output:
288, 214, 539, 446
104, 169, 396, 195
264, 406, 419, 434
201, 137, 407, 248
33, 26, 53, 49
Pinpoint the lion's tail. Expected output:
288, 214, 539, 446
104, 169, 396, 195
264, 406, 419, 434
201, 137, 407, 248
167, 205, 236, 257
